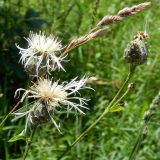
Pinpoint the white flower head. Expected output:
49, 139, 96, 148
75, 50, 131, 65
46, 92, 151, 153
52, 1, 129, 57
16, 31, 66, 75
13, 77, 91, 132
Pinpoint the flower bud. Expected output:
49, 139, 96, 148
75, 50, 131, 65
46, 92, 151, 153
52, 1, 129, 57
124, 32, 149, 66
118, 101, 125, 107
128, 83, 136, 90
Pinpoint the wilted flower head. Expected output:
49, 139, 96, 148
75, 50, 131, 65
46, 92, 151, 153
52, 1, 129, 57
124, 31, 149, 67
16, 31, 66, 76
13, 77, 91, 132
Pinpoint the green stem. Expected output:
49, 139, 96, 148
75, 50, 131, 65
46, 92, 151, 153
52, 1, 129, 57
128, 90, 160, 160
129, 123, 147, 160
129, 112, 150, 160
23, 126, 37, 160
0, 101, 21, 128
112, 88, 130, 108
58, 66, 135, 160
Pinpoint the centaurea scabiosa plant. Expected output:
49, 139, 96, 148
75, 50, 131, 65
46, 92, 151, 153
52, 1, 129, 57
0, 1, 151, 128
0, 2, 151, 128
7, 26, 94, 159
0, 31, 67, 128
4, 29, 91, 159
0, 1, 151, 160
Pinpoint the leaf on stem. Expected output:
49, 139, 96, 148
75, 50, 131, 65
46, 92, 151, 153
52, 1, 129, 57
8, 130, 26, 142
108, 105, 124, 113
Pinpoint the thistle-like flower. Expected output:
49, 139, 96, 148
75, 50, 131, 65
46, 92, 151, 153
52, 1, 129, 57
13, 77, 91, 132
16, 31, 66, 76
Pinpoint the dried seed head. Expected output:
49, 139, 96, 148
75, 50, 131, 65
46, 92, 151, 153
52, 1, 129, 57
118, 2, 151, 17
96, 2, 151, 27
124, 32, 149, 66
30, 101, 53, 124
13, 77, 91, 132
16, 31, 66, 76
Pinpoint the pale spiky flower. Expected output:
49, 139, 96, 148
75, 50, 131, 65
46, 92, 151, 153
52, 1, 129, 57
16, 31, 66, 75
13, 77, 91, 132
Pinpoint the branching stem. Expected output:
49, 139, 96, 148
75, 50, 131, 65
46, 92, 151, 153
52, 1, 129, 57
58, 66, 136, 160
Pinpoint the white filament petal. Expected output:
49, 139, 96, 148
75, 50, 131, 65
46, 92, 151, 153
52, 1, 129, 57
13, 77, 91, 132
16, 31, 66, 75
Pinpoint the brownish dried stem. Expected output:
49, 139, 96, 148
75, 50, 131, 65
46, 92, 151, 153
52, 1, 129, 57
0, 101, 21, 127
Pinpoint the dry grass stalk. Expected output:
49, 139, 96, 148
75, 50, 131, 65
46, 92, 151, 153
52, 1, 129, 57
96, 15, 123, 26
61, 2, 151, 57
61, 28, 108, 56
118, 2, 151, 17
97, 2, 151, 26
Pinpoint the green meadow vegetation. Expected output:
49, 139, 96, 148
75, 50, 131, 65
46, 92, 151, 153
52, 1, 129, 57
0, 0, 160, 159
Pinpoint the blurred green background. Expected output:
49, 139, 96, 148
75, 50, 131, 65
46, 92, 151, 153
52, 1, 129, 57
0, 0, 160, 159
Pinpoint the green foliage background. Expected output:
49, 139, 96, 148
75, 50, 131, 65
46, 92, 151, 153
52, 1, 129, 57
0, 0, 160, 159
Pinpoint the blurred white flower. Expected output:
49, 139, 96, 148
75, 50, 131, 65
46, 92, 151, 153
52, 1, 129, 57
13, 77, 91, 132
16, 31, 66, 75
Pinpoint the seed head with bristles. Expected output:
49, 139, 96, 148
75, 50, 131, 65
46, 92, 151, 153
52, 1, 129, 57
16, 31, 66, 76
124, 32, 149, 67
13, 77, 91, 132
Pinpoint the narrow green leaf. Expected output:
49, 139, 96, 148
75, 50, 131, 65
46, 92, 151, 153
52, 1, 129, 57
109, 105, 124, 113
8, 131, 26, 142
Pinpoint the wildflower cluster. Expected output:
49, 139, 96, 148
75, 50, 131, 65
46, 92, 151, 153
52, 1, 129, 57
14, 32, 91, 132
